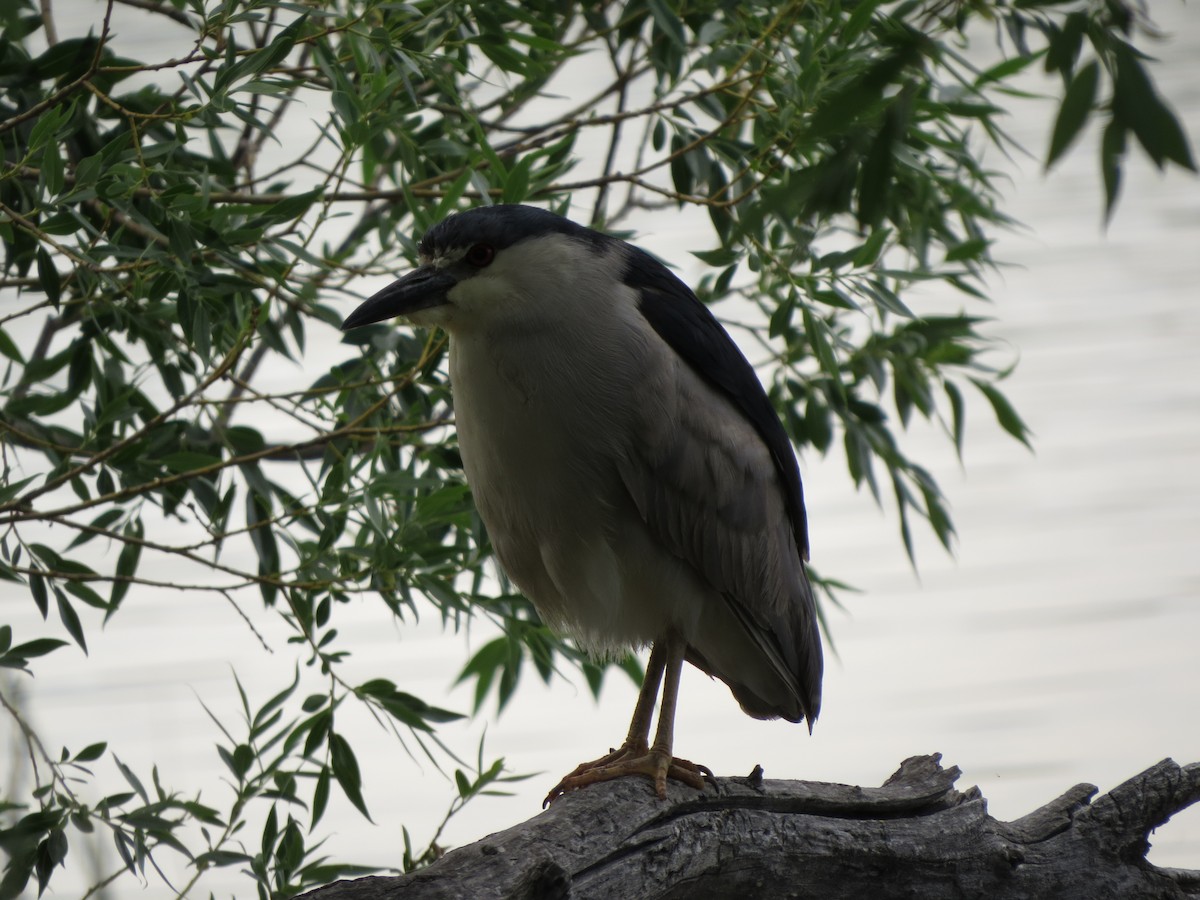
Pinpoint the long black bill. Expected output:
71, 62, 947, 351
341, 267, 457, 330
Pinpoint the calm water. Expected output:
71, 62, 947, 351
2, 4, 1198, 895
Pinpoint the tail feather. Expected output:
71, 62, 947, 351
687, 566, 823, 726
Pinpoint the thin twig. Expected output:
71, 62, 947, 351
39, 0, 58, 46
591, 24, 632, 226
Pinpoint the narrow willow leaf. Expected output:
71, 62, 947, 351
944, 380, 966, 458
107, 534, 141, 620
329, 733, 371, 821
36, 247, 62, 307
55, 589, 87, 653
311, 767, 330, 828
1047, 60, 1099, 168
1111, 45, 1193, 172
971, 378, 1033, 448
646, 0, 686, 49
1101, 120, 1127, 224
843, 0, 887, 43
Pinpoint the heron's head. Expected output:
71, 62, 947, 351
341, 205, 614, 334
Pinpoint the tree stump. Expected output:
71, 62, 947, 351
300, 754, 1200, 899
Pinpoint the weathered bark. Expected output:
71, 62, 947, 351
301, 755, 1200, 900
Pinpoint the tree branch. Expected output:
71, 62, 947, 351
298, 755, 1200, 900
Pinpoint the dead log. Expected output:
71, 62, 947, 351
300, 754, 1200, 899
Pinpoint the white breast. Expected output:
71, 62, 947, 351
446, 272, 710, 653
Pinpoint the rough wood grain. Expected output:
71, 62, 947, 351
300, 755, 1200, 900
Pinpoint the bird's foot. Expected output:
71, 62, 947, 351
543, 740, 712, 806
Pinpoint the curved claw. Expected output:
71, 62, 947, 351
543, 741, 713, 806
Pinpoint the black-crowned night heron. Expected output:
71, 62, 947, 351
343, 205, 822, 803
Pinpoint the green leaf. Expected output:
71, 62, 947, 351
65, 580, 107, 610
65, 509, 123, 550
669, 135, 693, 197
805, 395, 833, 453
161, 451, 221, 473
1047, 60, 1098, 169
260, 805, 279, 861
768, 293, 795, 338
802, 307, 840, 379
944, 238, 991, 264
0, 474, 37, 504
892, 473, 915, 563
692, 246, 740, 267
226, 426, 266, 455
865, 281, 914, 319
842, 0, 887, 43
245, 487, 280, 603
260, 188, 323, 224
851, 227, 890, 268
216, 15, 307, 93
277, 818, 304, 872
31, 38, 99, 80
970, 378, 1032, 448
232, 743, 254, 779
41, 142, 65, 196
807, 50, 909, 139
857, 99, 903, 229
113, 756, 149, 806
28, 571, 48, 618
26, 99, 72, 152
976, 52, 1038, 86
456, 636, 509, 713
311, 767, 330, 828
1101, 120, 1126, 223
646, 0, 686, 49
108, 529, 141, 619
55, 589, 87, 653
454, 768, 472, 798
35, 828, 69, 894
1112, 45, 1196, 172
72, 742, 107, 763
73, 152, 103, 191
36, 247, 62, 307
253, 667, 300, 733
0, 327, 25, 364
944, 380, 965, 458
329, 733, 371, 821
1045, 12, 1086, 78
106, 829, 132, 877
502, 155, 532, 203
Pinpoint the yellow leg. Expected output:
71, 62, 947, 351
543, 632, 712, 805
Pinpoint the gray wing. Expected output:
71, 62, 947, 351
621, 245, 810, 559
618, 250, 822, 725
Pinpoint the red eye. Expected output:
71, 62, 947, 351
465, 244, 495, 267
